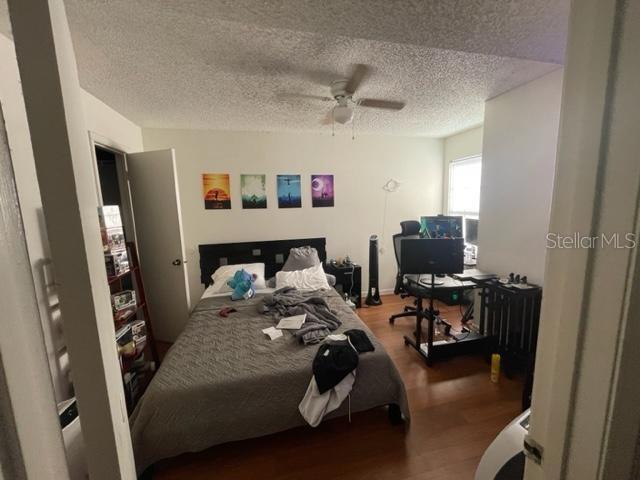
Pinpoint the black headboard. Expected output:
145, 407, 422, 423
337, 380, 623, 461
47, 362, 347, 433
199, 238, 327, 286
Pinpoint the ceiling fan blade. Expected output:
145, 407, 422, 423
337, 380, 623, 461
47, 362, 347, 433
302, 69, 340, 87
276, 92, 333, 102
345, 64, 371, 95
358, 98, 406, 111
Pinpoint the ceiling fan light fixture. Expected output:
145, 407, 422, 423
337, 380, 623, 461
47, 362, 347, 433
332, 104, 353, 124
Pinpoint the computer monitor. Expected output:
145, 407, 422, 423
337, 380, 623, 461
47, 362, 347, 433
420, 215, 463, 239
465, 218, 479, 246
400, 238, 464, 275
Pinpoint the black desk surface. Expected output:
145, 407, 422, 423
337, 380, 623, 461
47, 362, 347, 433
405, 274, 476, 291
404, 268, 497, 291
451, 268, 498, 282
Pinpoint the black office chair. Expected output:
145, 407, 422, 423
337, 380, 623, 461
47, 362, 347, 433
389, 221, 421, 324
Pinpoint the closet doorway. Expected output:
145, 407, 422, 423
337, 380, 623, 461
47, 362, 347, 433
94, 145, 136, 242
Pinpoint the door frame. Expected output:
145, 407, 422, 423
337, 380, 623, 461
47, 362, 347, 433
90, 134, 138, 245
7, 0, 136, 478
526, 0, 640, 478
0, 80, 70, 480
7, 0, 639, 478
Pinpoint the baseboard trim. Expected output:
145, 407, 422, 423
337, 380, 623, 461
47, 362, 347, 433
358, 288, 395, 301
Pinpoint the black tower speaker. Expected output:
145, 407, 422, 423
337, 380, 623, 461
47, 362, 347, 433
365, 235, 382, 306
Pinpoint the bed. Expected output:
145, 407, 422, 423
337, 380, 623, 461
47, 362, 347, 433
129, 238, 409, 473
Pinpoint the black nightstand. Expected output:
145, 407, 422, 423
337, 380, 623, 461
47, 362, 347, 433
325, 263, 362, 308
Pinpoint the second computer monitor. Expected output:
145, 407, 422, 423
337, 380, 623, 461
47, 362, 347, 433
420, 215, 463, 239
465, 218, 479, 245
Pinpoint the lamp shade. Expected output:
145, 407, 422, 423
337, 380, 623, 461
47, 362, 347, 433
333, 105, 353, 124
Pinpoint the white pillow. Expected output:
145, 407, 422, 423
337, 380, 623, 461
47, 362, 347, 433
244, 263, 267, 289
275, 263, 330, 291
209, 262, 266, 294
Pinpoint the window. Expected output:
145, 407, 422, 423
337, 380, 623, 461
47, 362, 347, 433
448, 156, 482, 218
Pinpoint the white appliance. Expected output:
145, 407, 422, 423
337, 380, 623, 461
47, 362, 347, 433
58, 397, 88, 479
475, 409, 530, 480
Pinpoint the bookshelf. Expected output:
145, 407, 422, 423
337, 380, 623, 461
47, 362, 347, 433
100, 205, 159, 412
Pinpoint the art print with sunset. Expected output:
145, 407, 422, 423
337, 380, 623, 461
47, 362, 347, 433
203, 173, 231, 210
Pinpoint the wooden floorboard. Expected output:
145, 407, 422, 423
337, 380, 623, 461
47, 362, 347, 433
151, 294, 523, 480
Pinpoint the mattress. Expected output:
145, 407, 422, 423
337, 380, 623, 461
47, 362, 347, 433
129, 288, 409, 472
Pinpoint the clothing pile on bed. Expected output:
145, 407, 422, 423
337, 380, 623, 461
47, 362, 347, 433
259, 286, 341, 344
257, 245, 343, 344
299, 330, 375, 426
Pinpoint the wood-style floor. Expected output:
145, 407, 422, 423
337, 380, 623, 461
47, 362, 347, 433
152, 294, 523, 480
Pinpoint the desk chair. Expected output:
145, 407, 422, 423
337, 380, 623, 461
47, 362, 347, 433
389, 220, 422, 324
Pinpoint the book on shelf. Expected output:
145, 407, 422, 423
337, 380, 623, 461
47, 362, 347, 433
130, 319, 146, 342
105, 250, 129, 277
114, 307, 136, 323
98, 205, 123, 230
101, 226, 126, 253
100, 205, 129, 275
112, 290, 136, 310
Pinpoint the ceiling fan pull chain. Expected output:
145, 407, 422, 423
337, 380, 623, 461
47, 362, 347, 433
351, 102, 360, 140
352, 103, 356, 140
332, 107, 335, 137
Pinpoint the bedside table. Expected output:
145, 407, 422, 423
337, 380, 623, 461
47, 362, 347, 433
325, 263, 362, 308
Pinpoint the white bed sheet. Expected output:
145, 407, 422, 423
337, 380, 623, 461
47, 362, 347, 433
200, 285, 275, 301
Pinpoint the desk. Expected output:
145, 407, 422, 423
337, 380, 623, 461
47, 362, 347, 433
402, 271, 492, 365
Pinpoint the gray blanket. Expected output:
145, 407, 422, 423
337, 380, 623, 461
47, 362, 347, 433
259, 286, 341, 344
129, 289, 409, 473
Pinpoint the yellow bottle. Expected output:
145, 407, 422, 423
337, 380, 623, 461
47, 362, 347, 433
491, 353, 501, 383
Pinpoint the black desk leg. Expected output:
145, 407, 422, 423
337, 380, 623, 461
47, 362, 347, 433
404, 298, 434, 364
426, 308, 434, 366
416, 298, 422, 345
461, 300, 474, 324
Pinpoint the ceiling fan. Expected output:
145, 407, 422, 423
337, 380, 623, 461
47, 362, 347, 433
282, 64, 406, 126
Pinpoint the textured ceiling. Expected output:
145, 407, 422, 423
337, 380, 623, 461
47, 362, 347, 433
0, 0, 568, 137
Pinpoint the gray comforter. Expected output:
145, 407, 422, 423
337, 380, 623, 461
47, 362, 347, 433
129, 289, 409, 473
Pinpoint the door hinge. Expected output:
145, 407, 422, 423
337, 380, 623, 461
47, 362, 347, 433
524, 434, 544, 465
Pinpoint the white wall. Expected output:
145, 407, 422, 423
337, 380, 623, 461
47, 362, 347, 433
477, 69, 563, 284
82, 91, 143, 152
0, 33, 143, 403
442, 126, 483, 213
142, 129, 443, 303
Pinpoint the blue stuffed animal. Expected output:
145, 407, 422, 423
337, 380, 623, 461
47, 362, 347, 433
226, 269, 257, 301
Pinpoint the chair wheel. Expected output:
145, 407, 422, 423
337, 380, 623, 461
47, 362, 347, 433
403, 306, 411, 312
389, 317, 395, 324
404, 337, 410, 346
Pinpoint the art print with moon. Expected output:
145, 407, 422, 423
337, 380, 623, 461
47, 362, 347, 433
311, 175, 334, 208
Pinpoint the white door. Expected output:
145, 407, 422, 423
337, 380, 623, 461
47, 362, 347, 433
127, 149, 190, 342
525, 1, 640, 479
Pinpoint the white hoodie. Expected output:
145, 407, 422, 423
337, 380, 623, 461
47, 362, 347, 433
298, 334, 357, 427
